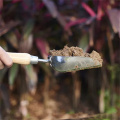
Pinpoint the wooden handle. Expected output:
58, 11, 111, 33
7, 52, 31, 65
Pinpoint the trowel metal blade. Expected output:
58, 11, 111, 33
50, 56, 102, 72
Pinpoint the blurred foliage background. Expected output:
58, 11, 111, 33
0, 0, 120, 120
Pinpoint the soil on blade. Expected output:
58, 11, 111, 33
50, 46, 103, 65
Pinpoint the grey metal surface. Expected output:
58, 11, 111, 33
30, 56, 39, 64
38, 59, 50, 63
50, 56, 101, 72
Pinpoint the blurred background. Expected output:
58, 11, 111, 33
0, 0, 120, 120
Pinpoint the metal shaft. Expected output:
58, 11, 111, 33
38, 59, 49, 63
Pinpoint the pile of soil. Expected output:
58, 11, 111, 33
50, 46, 103, 65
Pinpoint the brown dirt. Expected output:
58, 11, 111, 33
8, 85, 97, 120
49, 46, 103, 65
50, 46, 84, 56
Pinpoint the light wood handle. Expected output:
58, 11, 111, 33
7, 52, 31, 65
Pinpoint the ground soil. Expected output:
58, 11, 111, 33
8, 83, 119, 120
8, 84, 97, 120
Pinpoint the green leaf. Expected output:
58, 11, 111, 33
0, 68, 7, 82
0, 39, 8, 51
78, 33, 89, 51
68, 110, 75, 114
23, 19, 34, 40
25, 65, 37, 94
9, 64, 19, 85
5, 32, 18, 49
101, 118, 110, 120
25, 64, 34, 78
106, 107, 117, 114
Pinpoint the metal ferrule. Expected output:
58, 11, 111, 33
30, 56, 39, 64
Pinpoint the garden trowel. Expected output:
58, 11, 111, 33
7, 52, 102, 72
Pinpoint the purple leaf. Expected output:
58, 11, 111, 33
42, 0, 58, 18
38, 2, 44, 9
35, 38, 49, 59
108, 9, 120, 37
0, 0, 3, 13
97, 6, 104, 21
65, 18, 87, 30
81, 2, 96, 17
12, 0, 22, 3
43, 0, 72, 35
0, 21, 21, 36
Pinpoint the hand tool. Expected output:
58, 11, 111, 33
7, 52, 102, 72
